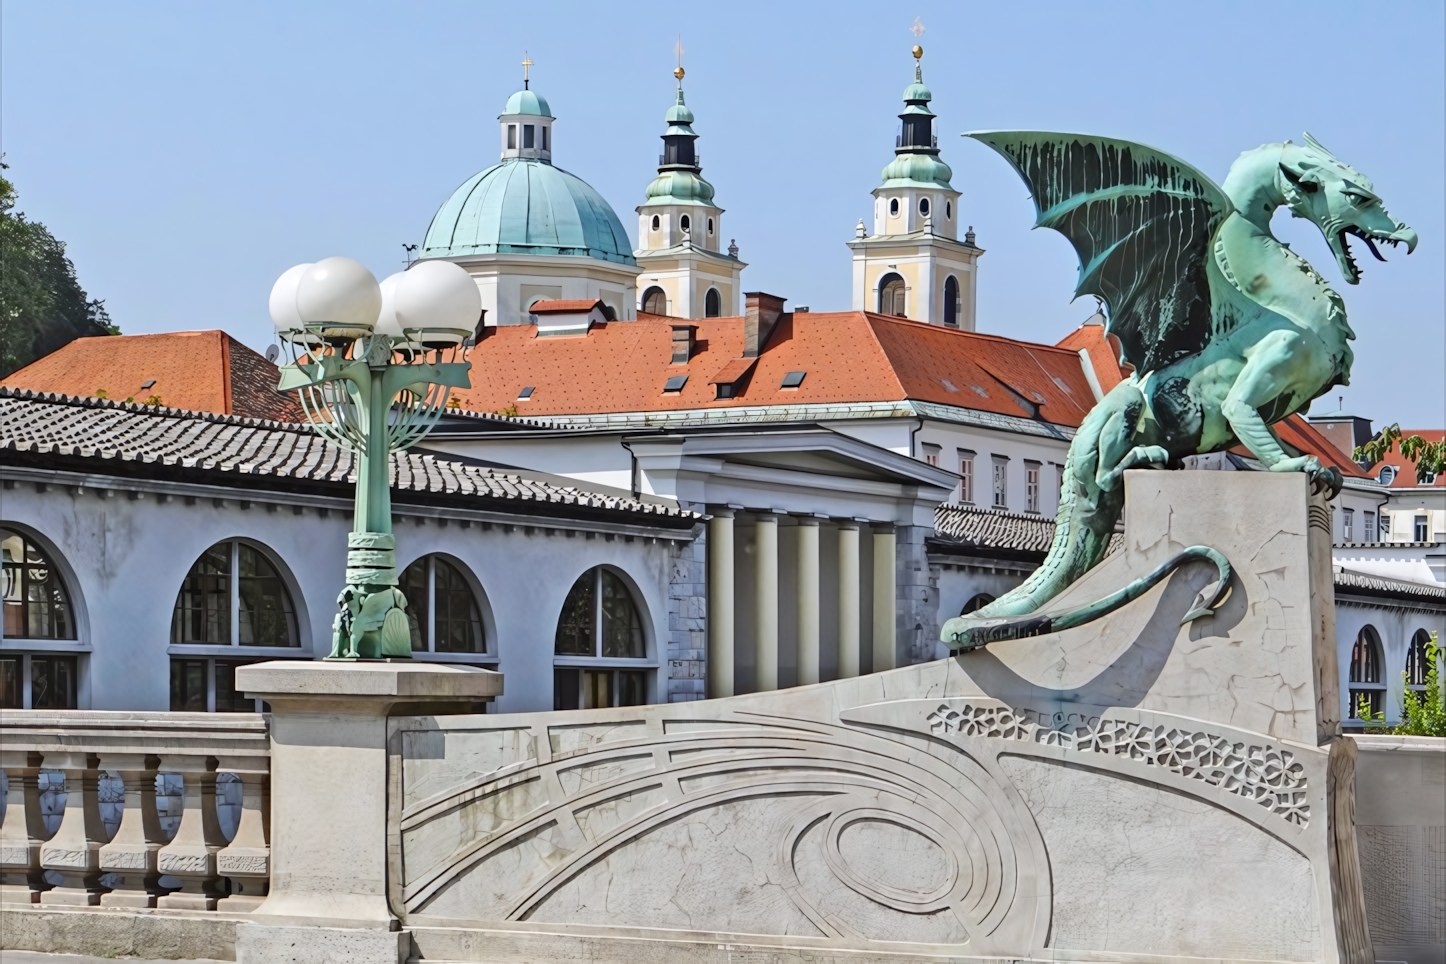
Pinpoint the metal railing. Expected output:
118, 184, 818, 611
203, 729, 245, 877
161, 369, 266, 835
0, 710, 269, 911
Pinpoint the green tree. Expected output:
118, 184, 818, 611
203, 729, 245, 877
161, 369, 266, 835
1355, 424, 1446, 484
1397, 632, 1446, 737
0, 164, 118, 378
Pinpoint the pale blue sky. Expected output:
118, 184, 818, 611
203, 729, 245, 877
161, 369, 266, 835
4, 1, 1442, 425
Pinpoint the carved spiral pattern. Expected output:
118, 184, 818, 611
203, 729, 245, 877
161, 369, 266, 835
927, 703, 1310, 825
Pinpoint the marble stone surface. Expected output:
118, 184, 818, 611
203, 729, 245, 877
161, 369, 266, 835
386, 472, 1368, 963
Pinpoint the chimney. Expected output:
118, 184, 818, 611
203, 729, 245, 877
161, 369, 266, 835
743, 292, 786, 358
670, 324, 697, 364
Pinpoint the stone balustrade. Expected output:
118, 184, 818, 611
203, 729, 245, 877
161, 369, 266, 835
0, 710, 269, 911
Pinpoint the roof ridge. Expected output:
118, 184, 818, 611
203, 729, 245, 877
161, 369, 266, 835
863, 311, 1084, 356
0, 385, 306, 432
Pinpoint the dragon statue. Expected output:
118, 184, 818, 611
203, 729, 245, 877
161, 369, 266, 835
941, 132, 1416, 651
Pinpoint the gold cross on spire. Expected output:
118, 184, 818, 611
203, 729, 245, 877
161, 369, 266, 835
521, 52, 533, 89
674, 35, 685, 84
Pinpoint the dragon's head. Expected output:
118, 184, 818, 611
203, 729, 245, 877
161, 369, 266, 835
1277, 133, 1417, 285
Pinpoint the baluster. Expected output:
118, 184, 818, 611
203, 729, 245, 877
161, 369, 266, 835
156, 756, 226, 909
98, 754, 165, 907
39, 752, 110, 905
216, 761, 270, 911
0, 752, 52, 903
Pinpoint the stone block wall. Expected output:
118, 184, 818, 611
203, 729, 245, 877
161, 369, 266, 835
666, 524, 708, 702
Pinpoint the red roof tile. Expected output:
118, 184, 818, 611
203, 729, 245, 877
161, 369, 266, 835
0, 331, 303, 422
1054, 323, 1130, 393
457, 312, 1102, 426
530, 299, 603, 313
1373, 429, 1446, 487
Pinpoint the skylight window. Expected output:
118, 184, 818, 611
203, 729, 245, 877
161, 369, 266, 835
517, 386, 535, 400
663, 375, 688, 393
781, 371, 806, 389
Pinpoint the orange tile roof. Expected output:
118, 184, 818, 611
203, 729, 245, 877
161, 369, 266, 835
1054, 323, 1130, 393
0, 331, 303, 422
1374, 429, 1446, 488
455, 311, 1101, 426
1271, 415, 1372, 478
530, 299, 603, 313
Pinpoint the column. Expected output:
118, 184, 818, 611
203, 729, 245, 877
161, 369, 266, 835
796, 517, 821, 686
707, 509, 735, 698
754, 513, 779, 691
837, 523, 861, 679
98, 753, 165, 907
872, 524, 897, 673
157, 757, 227, 910
40, 752, 109, 905
0, 753, 51, 903
216, 760, 271, 912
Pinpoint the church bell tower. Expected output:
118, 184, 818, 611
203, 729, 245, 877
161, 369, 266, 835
634, 65, 746, 318
847, 45, 981, 329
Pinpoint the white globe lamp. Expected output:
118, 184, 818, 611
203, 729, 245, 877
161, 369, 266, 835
394, 260, 480, 348
295, 256, 382, 340
268, 263, 313, 343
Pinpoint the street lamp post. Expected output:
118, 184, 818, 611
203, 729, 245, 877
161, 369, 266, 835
268, 256, 479, 659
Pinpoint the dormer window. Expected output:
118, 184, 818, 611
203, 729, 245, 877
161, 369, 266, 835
919, 198, 930, 217
507, 125, 517, 149
523, 125, 535, 149
1379, 465, 1396, 484
680, 215, 691, 234
889, 198, 900, 217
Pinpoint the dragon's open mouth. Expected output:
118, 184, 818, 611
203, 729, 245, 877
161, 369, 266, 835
1335, 226, 1412, 283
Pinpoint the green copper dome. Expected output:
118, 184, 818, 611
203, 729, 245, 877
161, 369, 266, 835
422, 159, 635, 264
640, 87, 717, 209
903, 81, 932, 103
502, 88, 552, 117
881, 152, 953, 189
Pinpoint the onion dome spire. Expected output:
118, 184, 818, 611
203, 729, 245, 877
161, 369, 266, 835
881, 45, 953, 189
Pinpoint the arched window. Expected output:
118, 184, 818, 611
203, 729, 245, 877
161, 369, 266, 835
707, 217, 715, 236
554, 567, 648, 710
888, 198, 900, 217
2, 528, 74, 640
878, 273, 906, 317
945, 200, 952, 220
961, 592, 994, 615
944, 275, 960, 328
1406, 629, 1435, 688
680, 214, 691, 234
705, 288, 722, 318
641, 286, 667, 316
650, 215, 661, 232
399, 554, 485, 654
1348, 625, 1384, 719
169, 540, 298, 713
919, 197, 930, 217
172, 541, 297, 647
2, 528, 79, 710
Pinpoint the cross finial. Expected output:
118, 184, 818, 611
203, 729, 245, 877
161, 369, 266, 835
910, 17, 925, 39
522, 52, 533, 89
674, 36, 685, 86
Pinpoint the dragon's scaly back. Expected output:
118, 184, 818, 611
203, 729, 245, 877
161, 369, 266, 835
967, 132, 1233, 373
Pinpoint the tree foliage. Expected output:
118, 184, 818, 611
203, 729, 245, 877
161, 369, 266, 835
0, 164, 118, 378
1354, 423, 1446, 483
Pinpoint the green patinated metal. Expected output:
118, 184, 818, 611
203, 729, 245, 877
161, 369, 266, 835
421, 159, 637, 264
278, 335, 471, 659
942, 132, 1417, 651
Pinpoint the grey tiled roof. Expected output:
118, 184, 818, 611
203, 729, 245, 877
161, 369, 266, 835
931, 503, 1124, 557
0, 388, 697, 525
1334, 568, 1446, 602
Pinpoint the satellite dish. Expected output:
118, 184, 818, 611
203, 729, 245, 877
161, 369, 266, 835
265, 344, 280, 363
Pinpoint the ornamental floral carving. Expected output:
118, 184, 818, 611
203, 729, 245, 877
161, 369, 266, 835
926, 703, 1310, 826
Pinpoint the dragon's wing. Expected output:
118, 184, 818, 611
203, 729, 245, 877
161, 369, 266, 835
968, 132, 1232, 373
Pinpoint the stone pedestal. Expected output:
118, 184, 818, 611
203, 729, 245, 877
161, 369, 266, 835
233, 660, 500, 964
97, 754, 165, 908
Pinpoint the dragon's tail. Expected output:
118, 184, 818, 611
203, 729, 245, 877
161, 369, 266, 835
940, 546, 1231, 651
968, 397, 1124, 620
